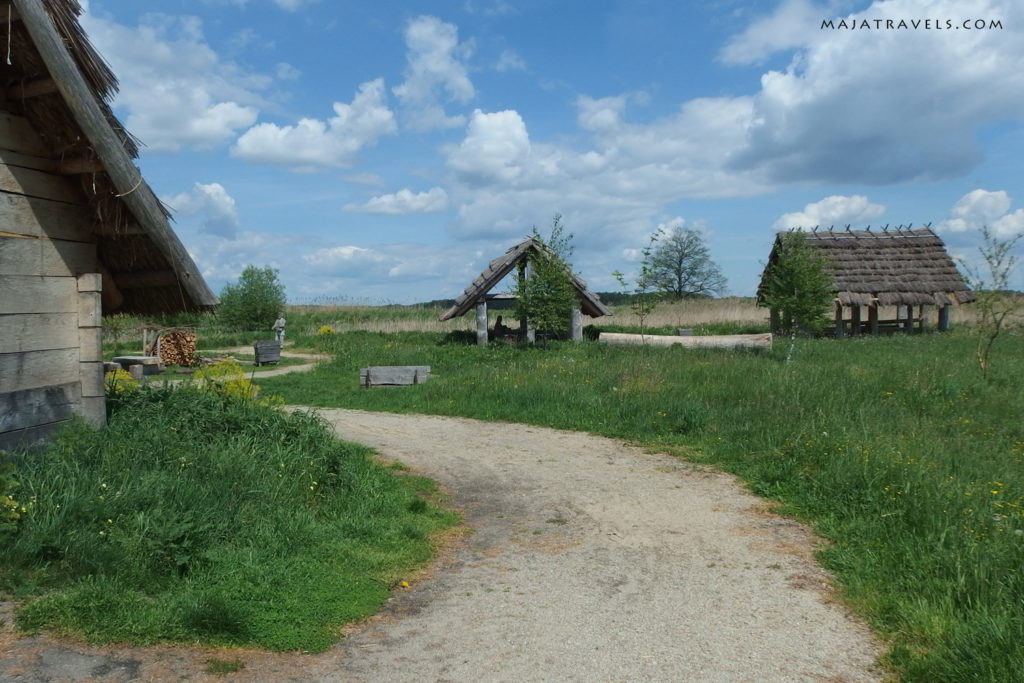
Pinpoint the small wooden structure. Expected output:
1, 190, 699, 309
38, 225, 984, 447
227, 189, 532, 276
439, 237, 612, 345
1, 0, 217, 450
759, 226, 973, 337
360, 366, 431, 387
253, 341, 282, 366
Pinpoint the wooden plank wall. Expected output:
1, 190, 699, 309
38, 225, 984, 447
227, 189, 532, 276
0, 111, 104, 450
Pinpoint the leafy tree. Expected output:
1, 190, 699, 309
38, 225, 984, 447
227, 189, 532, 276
513, 215, 578, 343
218, 265, 286, 332
958, 226, 1023, 378
613, 232, 664, 337
649, 226, 727, 299
758, 230, 833, 363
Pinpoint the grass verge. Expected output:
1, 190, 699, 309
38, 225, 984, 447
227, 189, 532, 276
0, 382, 459, 653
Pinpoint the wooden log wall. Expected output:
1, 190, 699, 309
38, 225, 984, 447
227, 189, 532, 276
0, 110, 105, 450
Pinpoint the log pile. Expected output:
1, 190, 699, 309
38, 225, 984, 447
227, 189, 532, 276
158, 331, 197, 366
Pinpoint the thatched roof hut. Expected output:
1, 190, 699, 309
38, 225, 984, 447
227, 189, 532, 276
759, 226, 972, 335
2, 0, 216, 449
440, 237, 611, 344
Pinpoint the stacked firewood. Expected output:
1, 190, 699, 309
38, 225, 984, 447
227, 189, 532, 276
159, 331, 197, 367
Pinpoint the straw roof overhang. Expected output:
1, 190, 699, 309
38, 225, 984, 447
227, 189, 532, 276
760, 227, 973, 308
439, 237, 612, 321
3, 0, 217, 314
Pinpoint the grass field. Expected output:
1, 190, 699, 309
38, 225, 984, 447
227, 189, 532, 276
8, 297, 1024, 679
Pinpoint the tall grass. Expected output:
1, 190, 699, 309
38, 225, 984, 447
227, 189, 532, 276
257, 326, 1024, 681
1, 383, 458, 652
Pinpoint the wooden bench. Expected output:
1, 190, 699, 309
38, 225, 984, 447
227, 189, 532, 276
360, 366, 431, 387
112, 355, 163, 376
253, 341, 282, 366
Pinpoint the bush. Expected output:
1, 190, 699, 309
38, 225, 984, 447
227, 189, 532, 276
218, 265, 286, 332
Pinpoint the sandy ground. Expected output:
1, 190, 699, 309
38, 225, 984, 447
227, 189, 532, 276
0, 408, 885, 682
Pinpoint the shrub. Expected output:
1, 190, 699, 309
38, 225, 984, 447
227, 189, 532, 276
218, 265, 286, 332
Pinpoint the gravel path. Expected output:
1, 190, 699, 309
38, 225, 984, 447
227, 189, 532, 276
0, 408, 884, 682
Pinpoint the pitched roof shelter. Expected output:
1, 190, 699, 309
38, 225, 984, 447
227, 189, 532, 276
758, 226, 973, 336
2, 0, 217, 449
440, 237, 611, 345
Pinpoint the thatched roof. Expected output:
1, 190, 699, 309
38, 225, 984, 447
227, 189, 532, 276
439, 237, 612, 321
4, 0, 217, 314
760, 226, 973, 307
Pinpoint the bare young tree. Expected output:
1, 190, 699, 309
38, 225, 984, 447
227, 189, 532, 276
649, 226, 727, 299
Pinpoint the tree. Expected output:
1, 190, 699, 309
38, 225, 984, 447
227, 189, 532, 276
649, 226, 727, 299
218, 265, 287, 332
758, 230, 833, 363
958, 226, 1023, 378
513, 215, 578, 343
613, 232, 664, 338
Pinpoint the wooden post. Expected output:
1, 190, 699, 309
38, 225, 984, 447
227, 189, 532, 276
571, 308, 583, 342
475, 300, 488, 346
77, 273, 105, 428
850, 306, 862, 336
917, 305, 926, 333
939, 304, 951, 331
834, 302, 844, 338
869, 301, 879, 336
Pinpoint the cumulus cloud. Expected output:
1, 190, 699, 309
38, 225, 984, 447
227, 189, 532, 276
495, 49, 526, 72
81, 11, 264, 151
162, 182, 241, 238
719, 0, 819, 65
773, 195, 886, 230
231, 79, 396, 169
937, 190, 1024, 238
393, 16, 475, 130
447, 109, 531, 185
729, 0, 1024, 184
344, 188, 448, 214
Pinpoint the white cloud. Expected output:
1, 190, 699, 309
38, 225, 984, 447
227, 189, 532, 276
577, 96, 626, 133
344, 188, 448, 214
773, 195, 886, 230
275, 62, 301, 80
719, 0, 819, 65
447, 109, 531, 185
495, 49, 526, 72
937, 190, 1024, 238
231, 79, 396, 169
81, 11, 265, 152
162, 182, 240, 238
393, 16, 475, 130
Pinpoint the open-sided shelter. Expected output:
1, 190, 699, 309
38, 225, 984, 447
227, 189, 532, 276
439, 237, 611, 345
1, 0, 217, 450
758, 226, 973, 336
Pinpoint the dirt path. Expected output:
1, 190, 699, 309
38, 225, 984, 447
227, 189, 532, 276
0, 409, 884, 682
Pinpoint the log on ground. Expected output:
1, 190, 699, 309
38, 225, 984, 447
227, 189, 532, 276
598, 332, 772, 350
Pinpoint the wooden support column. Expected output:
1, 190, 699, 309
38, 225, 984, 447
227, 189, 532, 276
869, 301, 879, 336
77, 273, 106, 428
834, 302, 844, 338
571, 308, 583, 342
850, 306, 862, 336
475, 300, 488, 346
917, 305, 926, 333
938, 304, 951, 331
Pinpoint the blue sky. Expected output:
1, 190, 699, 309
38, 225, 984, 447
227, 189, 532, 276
79, 0, 1024, 304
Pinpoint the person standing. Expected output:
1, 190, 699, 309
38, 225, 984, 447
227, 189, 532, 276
272, 315, 286, 343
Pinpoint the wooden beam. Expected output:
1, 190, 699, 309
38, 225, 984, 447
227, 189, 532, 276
599, 332, 773, 351
6, 78, 58, 100
58, 157, 104, 175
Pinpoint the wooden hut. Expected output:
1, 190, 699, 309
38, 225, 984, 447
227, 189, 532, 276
439, 237, 611, 345
759, 226, 973, 336
1, 0, 218, 450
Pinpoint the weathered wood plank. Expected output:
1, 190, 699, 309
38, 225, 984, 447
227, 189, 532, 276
0, 147, 58, 173
0, 275, 78, 314
360, 366, 431, 387
78, 282, 101, 328
0, 234, 96, 276
79, 326, 102, 362
0, 347, 79, 393
0, 163, 85, 204
0, 382, 80, 432
0, 312, 78, 353
0, 111, 50, 157
0, 421, 66, 452
80, 361, 104, 397
0, 189, 95, 240
598, 332, 773, 350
